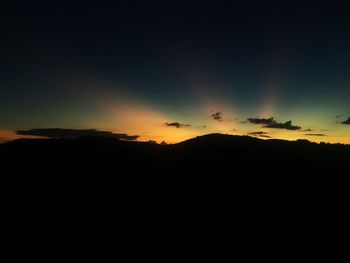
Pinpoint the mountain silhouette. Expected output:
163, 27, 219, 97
2, 134, 350, 244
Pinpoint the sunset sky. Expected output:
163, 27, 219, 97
1, 1, 349, 144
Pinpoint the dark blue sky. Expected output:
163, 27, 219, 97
1, 0, 350, 143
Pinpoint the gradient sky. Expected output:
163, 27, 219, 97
1, 1, 350, 144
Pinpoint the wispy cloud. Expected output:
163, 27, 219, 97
247, 131, 271, 138
211, 112, 223, 121
164, 122, 191, 128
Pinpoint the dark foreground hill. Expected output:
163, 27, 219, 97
1, 134, 350, 246
2, 133, 349, 179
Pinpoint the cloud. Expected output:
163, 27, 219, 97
303, 129, 314, 132
15, 128, 139, 140
247, 117, 301, 130
341, 117, 350, 125
164, 122, 191, 128
211, 112, 223, 121
235, 118, 248, 124
247, 131, 268, 135
247, 117, 274, 125
259, 135, 271, 138
267, 120, 301, 130
305, 133, 327, 137
247, 131, 271, 138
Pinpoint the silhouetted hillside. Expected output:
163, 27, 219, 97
2, 134, 350, 244
2, 133, 349, 181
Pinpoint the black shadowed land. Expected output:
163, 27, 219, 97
2, 134, 350, 245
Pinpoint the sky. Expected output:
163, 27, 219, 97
1, 0, 350, 144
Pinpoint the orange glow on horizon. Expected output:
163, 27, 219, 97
0, 130, 45, 143
1, 128, 349, 145
3, 76, 347, 146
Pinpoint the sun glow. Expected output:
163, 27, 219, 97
2, 76, 349, 145
0, 130, 45, 143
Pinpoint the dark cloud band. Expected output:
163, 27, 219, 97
16, 128, 139, 140
247, 117, 273, 125
247, 117, 301, 130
